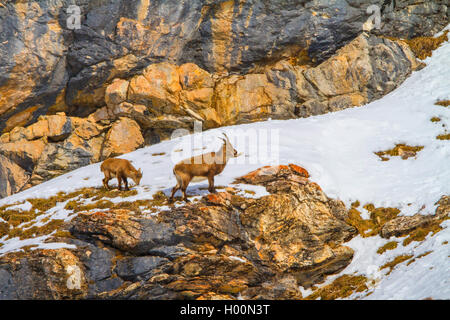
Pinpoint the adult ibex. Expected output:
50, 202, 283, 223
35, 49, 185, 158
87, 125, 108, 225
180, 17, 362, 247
169, 133, 240, 202
101, 158, 142, 191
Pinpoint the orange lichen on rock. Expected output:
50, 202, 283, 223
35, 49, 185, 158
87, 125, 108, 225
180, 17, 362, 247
288, 163, 310, 178
238, 164, 310, 183
205, 192, 231, 206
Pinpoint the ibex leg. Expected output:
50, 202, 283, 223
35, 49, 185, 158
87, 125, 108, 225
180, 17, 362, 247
103, 172, 111, 190
208, 174, 216, 193
123, 175, 129, 191
117, 174, 122, 191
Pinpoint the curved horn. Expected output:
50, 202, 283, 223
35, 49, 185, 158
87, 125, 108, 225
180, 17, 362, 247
222, 132, 231, 144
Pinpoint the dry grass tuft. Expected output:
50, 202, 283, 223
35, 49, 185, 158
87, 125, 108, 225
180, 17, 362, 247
436, 133, 450, 140
377, 241, 398, 254
375, 144, 424, 161
403, 31, 448, 60
351, 200, 360, 208
346, 205, 400, 238
380, 255, 414, 275
0, 222, 9, 238
63, 189, 170, 215
406, 251, 432, 266
435, 100, 450, 107
402, 215, 448, 246
305, 275, 368, 300
7, 219, 65, 240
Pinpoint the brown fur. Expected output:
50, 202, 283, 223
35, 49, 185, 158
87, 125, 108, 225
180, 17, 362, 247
100, 158, 142, 191
169, 133, 239, 202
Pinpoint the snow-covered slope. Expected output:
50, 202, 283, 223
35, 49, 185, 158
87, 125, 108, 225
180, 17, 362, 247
1, 28, 449, 299
2, 35, 449, 216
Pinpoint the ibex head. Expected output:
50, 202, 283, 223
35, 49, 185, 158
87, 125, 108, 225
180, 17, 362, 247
131, 168, 143, 186
220, 132, 239, 158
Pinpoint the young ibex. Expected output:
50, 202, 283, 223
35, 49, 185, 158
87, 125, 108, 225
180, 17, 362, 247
101, 158, 142, 191
169, 133, 240, 202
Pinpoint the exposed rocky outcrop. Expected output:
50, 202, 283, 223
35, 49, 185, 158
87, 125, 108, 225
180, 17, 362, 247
86, 31, 423, 130
0, 165, 358, 299
1, 0, 447, 133
374, 0, 449, 39
0, 166, 448, 299
0, 249, 87, 300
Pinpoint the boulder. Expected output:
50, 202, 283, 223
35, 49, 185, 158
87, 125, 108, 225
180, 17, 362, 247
178, 63, 214, 90
380, 198, 450, 239
5, 113, 72, 143
101, 117, 144, 159
0, 155, 29, 198
0, 114, 109, 197
70, 210, 179, 255
178, 63, 217, 127
105, 79, 130, 107
0, 139, 46, 172
128, 63, 182, 115
26, 117, 106, 186
381, 214, 434, 239
30, 135, 103, 186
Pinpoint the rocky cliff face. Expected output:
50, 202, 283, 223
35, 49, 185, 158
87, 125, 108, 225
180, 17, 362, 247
1, 0, 447, 131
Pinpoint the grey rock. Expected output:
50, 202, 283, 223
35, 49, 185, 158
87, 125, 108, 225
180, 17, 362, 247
79, 246, 114, 282
0, 268, 15, 300
89, 277, 124, 297
134, 219, 181, 254
115, 256, 169, 282
147, 245, 189, 260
